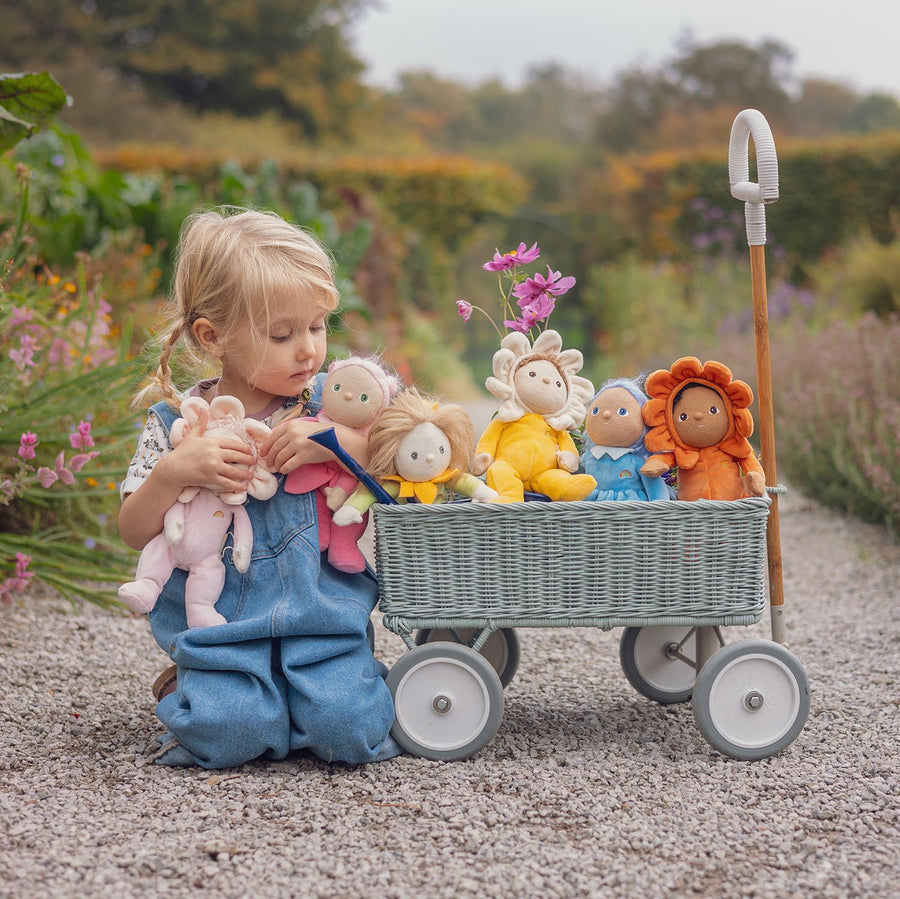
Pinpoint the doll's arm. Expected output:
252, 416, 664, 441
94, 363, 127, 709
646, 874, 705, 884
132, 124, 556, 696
449, 472, 499, 503
230, 505, 254, 572
641, 452, 675, 478
641, 469, 671, 501
333, 482, 389, 526
740, 453, 766, 497
555, 430, 580, 473
475, 418, 504, 464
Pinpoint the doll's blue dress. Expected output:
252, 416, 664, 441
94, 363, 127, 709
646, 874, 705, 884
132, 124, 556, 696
581, 445, 670, 502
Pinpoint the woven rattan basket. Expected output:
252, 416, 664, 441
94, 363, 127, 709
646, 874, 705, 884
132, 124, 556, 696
374, 497, 770, 635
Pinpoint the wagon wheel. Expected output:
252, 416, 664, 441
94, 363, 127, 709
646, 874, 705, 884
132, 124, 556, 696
415, 627, 520, 688
386, 642, 504, 760
692, 640, 810, 760
619, 626, 702, 704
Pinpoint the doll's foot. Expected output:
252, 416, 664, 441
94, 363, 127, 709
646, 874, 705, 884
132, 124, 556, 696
558, 474, 597, 502
118, 580, 159, 614
185, 607, 227, 628
327, 550, 366, 574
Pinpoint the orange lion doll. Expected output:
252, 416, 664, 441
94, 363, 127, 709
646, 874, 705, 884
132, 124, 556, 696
639, 357, 765, 501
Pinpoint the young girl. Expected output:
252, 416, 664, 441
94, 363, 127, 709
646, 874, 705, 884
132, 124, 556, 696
118, 207, 401, 767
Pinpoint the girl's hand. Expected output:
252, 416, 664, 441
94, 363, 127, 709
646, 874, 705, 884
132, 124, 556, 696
162, 432, 256, 494
259, 418, 327, 474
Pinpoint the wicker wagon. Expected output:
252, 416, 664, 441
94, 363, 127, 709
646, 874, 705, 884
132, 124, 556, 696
324, 110, 810, 761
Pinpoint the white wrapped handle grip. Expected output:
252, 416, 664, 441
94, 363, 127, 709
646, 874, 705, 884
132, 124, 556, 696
729, 109, 779, 247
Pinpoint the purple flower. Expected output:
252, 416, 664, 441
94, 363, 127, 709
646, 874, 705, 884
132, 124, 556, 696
37, 468, 58, 488
48, 338, 72, 366
18, 431, 38, 460
482, 242, 541, 272
456, 299, 473, 322
10, 306, 33, 327
518, 292, 556, 321
512, 266, 576, 302
68, 452, 99, 472
9, 335, 37, 371
0, 554, 33, 605
54, 451, 75, 486
69, 421, 94, 450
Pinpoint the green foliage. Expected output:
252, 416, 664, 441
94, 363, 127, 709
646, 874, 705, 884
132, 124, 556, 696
0, 71, 68, 152
0, 215, 140, 607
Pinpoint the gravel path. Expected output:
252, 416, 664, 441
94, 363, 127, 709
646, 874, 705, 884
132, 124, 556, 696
1, 485, 898, 898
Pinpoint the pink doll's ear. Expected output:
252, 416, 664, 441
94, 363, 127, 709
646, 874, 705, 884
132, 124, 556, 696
247, 469, 278, 501
172, 397, 210, 445
209, 395, 246, 421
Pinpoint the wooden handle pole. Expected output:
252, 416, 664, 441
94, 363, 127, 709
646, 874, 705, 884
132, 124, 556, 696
749, 243, 786, 644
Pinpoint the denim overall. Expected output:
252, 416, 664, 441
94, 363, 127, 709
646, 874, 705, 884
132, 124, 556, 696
147, 400, 399, 768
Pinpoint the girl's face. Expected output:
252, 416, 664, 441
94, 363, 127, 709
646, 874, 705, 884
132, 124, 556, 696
586, 386, 644, 448
514, 358, 568, 415
394, 422, 450, 482
672, 385, 730, 448
322, 365, 385, 429
219, 289, 329, 413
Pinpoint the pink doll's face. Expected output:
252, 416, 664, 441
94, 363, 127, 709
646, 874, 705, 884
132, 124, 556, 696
394, 422, 451, 482
672, 385, 730, 448
514, 358, 569, 416
322, 364, 385, 429
586, 386, 643, 448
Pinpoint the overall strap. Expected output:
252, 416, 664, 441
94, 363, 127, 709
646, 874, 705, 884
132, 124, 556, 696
150, 399, 181, 435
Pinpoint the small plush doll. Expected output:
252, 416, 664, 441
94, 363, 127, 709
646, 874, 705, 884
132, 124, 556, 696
118, 396, 277, 628
581, 378, 670, 502
639, 356, 766, 501
284, 356, 401, 573
474, 329, 596, 503
332, 387, 498, 525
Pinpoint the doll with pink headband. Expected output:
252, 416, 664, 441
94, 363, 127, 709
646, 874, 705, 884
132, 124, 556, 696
285, 355, 401, 572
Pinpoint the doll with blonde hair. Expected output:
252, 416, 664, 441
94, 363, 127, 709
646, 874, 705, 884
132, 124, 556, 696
118, 207, 400, 768
333, 388, 497, 524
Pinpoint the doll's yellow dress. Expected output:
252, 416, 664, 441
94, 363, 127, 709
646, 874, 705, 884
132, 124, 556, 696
477, 413, 595, 503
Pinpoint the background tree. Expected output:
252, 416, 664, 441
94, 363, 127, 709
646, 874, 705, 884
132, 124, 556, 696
0, 0, 373, 140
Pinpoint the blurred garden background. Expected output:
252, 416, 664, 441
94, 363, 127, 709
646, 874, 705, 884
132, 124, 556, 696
1, 0, 899, 607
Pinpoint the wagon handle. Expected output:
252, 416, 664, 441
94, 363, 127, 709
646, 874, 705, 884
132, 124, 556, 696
728, 109, 786, 644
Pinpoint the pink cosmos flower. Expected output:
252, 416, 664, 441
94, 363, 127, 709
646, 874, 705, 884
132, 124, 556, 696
18, 432, 38, 460
482, 242, 541, 272
456, 300, 473, 322
512, 266, 576, 302
69, 421, 95, 450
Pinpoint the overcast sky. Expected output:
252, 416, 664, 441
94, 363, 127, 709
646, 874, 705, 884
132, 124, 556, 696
350, 0, 900, 97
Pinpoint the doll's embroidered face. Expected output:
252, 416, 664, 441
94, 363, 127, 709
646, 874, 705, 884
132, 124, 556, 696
322, 364, 385, 429
394, 422, 451, 482
672, 385, 729, 448
513, 358, 569, 415
586, 386, 644, 448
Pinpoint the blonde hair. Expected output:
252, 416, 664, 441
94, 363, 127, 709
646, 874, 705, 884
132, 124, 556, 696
367, 388, 475, 480
135, 207, 339, 408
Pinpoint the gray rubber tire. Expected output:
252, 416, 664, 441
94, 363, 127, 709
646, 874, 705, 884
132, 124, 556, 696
619, 626, 697, 704
386, 642, 504, 760
415, 627, 520, 688
693, 640, 810, 760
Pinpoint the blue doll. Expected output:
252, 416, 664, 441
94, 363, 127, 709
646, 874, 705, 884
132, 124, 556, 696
581, 378, 670, 502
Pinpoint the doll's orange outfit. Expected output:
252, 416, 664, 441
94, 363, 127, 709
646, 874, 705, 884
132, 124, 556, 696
642, 357, 764, 502
477, 413, 596, 503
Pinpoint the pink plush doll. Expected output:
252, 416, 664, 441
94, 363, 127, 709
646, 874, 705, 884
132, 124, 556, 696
118, 396, 278, 628
284, 356, 401, 573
